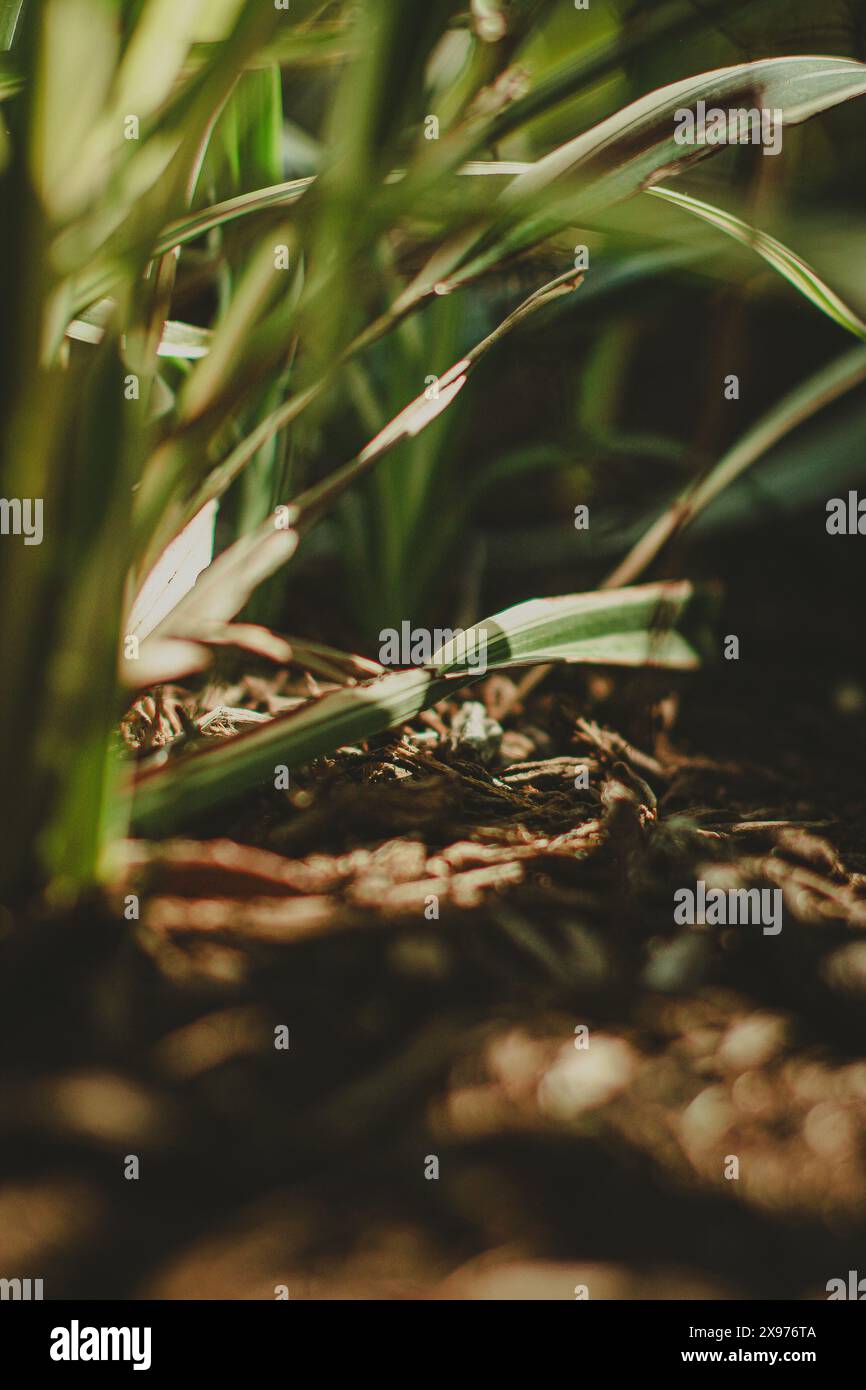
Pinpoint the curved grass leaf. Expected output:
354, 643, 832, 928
70, 178, 313, 319
158, 177, 313, 254
646, 185, 866, 340
466, 0, 784, 151
187, 20, 354, 74
391, 0, 785, 219
606, 346, 866, 588
142, 520, 299, 650
399, 56, 866, 305
126, 499, 218, 646
129, 579, 713, 834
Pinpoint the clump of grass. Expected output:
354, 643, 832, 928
1, 0, 865, 902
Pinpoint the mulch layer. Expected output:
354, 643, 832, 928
3, 650, 866, 1300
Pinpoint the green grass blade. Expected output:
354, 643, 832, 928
111, 0, 211, 128
0, 0, 23, 50
70, 179, 313, 317
399, 55, 866, 305
646, 185, 866, 340
129, 579, 713, 834
607, 346, 866, 588
187, 20, 353, 75
470, 0, 784, 150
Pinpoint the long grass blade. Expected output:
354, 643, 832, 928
399, 56, 866, 305
129, 579, 713, 833
646, 185, 866, 340
606, 346, 866, 588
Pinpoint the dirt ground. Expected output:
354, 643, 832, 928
3, 538, 866, 1301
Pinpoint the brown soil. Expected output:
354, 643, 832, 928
4, 636, 866, 1301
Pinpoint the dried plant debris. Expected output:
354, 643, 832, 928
2, 670, 860, 1298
